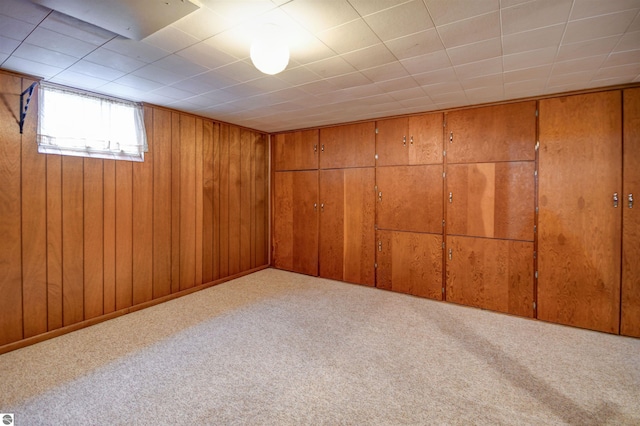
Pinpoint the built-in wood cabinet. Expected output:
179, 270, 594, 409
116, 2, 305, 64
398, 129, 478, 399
273, 129, 319, 171
376, 113, 443, 166
319, 122, 375, 169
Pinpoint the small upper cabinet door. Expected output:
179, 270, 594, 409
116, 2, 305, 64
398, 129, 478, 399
273, 130, 319, 171
445, 101, 536, 163
376, 113, 443, 166
320, 122, 375, 169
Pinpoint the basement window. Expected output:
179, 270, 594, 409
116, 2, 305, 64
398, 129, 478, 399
37, 83, 148, 161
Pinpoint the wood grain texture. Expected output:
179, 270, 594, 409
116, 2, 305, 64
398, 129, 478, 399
171, 112, 181, 293
212, 123, 221, 280
62, 156, 84, 325
83, 158, 104, 320
273, 171, 319, 275
218, 123, 230, 278
375, 116, 407, 166
240, 129, 253, 272
446, 236, 534, 317
376, 165, 443, 233
132, 106, 154, 305
21, 80, 47, 337
46, 153, 63, 330
273, 129, 318, 171
115, 160, 133, 310
376, 231, 443, 300
538, 91, 622, 334
446, 101, 536, 163
447, 162, 535, 241
179, 114, 196, 290
254, 134, 268, 267
152, 108, 172, 298
228, 125, 242, 275
202, 120, 214, 283
103, 160, 116, 314
195, 118, 204, 287
408, 113, 444, 165
319, 169, 344, 281
622, 87, 640, 337
319, 122, 375, 169
0, 73, 23, 345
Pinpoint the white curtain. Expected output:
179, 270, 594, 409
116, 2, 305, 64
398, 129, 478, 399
37, 83, 148, 162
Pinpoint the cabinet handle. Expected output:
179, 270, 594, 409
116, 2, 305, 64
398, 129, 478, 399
403, 135, 406, 147
629, 193, 634, 209
314, 203, 317, 211
410, 135, 414, 145
321, 144, 325, 152
314, 144, 317, 152
321, 203, 324, 212
378, 191, 382, 202
448, 248, 452, 260
378, 241, 382, 252
449, 132, 453, 143
613, 193, 619, 208
449, 192, 453, 203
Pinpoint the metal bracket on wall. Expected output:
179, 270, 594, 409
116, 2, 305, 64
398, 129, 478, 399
20, 81, 38, 135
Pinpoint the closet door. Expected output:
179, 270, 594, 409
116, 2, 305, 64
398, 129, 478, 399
622, 88, 640, 337
319, 168, 375, 286
376, 117, 407, 166
272, 171, 319, 276
320, 122, 375, 169
273, 130, 318, 171
538, 91, 622, 334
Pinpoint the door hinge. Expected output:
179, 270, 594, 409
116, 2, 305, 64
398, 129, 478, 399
534, 225, 537, 233
378, 191, 382, 202
375, 154, 379, 160
442, 242, 445, 249
534, 170, 538, 177
374, 263, 378, 269
443, 172, 446, 179
375, 128, 379, 134
442, 219, 445, 227
374, 185, 378, 192
314, 144, 317, 152
535, 109, 539, 117
448, 248, 452, 260
535, 141, 540, 151
535, 206, 539, 214
443, 150, 447, 157
535, 270, 538, 279
533, 301, 537, 310
533, 251, 537, 259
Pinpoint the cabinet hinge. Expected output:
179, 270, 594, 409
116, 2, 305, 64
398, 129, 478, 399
442, 242, 445, 249
535, 141, 540, 151
374, 263, 378, 269
535, 109, 539, 117
442, 219, 445, 227
375, 154, 379, 160
443, 172, 446, 179
535, 206, 539, 214
378, 241, 382, 252
533, 301, 537, 310
374, 185, 378, 192
534, 170, 538, 177
534, 225, 537, 233
533, 251, 537, 259
443, 150, 447, 157
375, 128, 379, 134
535, 270, 538, 279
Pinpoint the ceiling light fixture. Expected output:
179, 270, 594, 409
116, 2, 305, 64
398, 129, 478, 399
250, 24, 289, 75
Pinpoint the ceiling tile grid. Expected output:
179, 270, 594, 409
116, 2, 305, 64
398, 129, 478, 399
0, 0, 638, 133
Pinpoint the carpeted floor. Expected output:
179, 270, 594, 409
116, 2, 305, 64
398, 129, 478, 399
1, 268, 639, 425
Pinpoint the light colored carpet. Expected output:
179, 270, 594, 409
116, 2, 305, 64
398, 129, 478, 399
1, 268, 639, 425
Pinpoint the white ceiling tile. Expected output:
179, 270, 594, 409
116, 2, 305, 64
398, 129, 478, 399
200, 0, 277, 25
628, 10, 640, 31
430, 90, 467, 103
152, 54, 208, 78
502, 0, 573, 35
594, 63, 640, 79
0, 14, 36, 41
0, 53, 8, 63
437, 11, 500, 49
270, 86, 309, 101
425, 0, 498, 26
548, 70, 594, 87
504, 65, 551, 83
24, 27, 96, 58
171, 7, 231, 40
282, 0, 360, 33
454, 56, 502, 79
400, 49, 451, 74
149, 85, 195, 100
341, 43, 397, 70
364, 0, 434, 42
305, 55, 357, 78
502, 24, 565, 55
40, 11, 115, 45
412, 66, 459, 86
421, 80, 463, 96
288, 33, 335, 64
98, 81, 148, 100
0, 35, 20, 55
0, 0, 49, 25
504, 79, 547, 97
384, 28, 443, 60
203, 28, 251, 60
114, 74, 163, 92
143, 26, 199, 54
2, 55, 63, 78
297, 79, 335, 95
326, 72, 372, 89
447, 37, 501, 66
276, 66, 322, 85
177, 42, 237, 69
131, 64, 184, 85
460, 73, 503, 90
172, 72, 236, 94
563, 11, 637, 44
388, 86, 427, 101
214, 59, 265, 83
347, 0, 411, 17
49, 69, 109, 89
376, 75, 420, 91
13, 44, 75, 70
465, 85, 504, 102
398, 95, 435, 108
66, 59, 126, 81
103, 37, 169, 63
557, 36, 620, 62
246, 75, 292, 92
317, 18, 380, 54
361, 62, 409, 82
342, 83, 384, 98
614, 31, 640, 52
503, 46, 558, 72
552, 55, 607, 75
570, 0, 640, 20
84, 48, 146, 73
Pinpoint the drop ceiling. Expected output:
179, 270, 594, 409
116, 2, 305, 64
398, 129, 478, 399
1, 0, 639, 133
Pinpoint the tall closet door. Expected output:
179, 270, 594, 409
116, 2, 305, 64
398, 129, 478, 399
538, 91, 622, 334
272, 171, 319, 276
622, 88, 640, 337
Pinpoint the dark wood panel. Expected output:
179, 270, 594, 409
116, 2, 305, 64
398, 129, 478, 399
152, 108, 172, 298
218, 123, 230, 278
319, 169, 344, 281
212, 123, 221, 280
622, 87, 640, 337
171, 112, 181, 293
103, 160, 116, 314
254, 134, 268, 267
0, 73, 23, 345
21, 80, 47, 337
83, 158, 104, 320
376, 231, 443, 300
273, 171, 319, 275
228, 125, 242, 275
180, 115, 196, 290
320, 122, 375, 169
132, 106, 154, 305
273, 129, 318, 171
408, 113, 443, 165
376, 117, 406, 166
538, 91, 622, 334
202, 120, 214, 283
376, 165, 443, 233
115, 160, 133, 311
46, 153, 63, 330
240, 129, 253, 272
446, 236, 534, 317
447, 162, 535, 241
62, 156, 84, 325
446, 101, 536, 163
195, 118, 204, 287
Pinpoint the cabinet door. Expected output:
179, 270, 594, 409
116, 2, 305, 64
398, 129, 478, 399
376, 117, 407, 166
408, 113, 443, 165
273, 130, 318, 171
376, 165, 443, 233
445, 101, 536, 163
447, 162, 534, 241
377, 230, 443, 300
320, 122, 375, 169
272, 171, 318, 275
446, 236, 534, 317
538, 91, 622, 334
622, 88, 640, 337
319, 168, 375, 286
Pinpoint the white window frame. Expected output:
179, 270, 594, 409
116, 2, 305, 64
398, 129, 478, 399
37, 83, 148, 162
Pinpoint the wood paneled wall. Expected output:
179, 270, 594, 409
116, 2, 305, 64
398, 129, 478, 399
0, 71, 269, 350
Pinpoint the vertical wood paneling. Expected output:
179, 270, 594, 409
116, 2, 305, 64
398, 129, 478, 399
240, 129, 253, 272
152, 108, 172, 299
219, 123, 230, 278
212, 122, 221, 280
0, 74, 23, 345
202, 120, 214, 283
171, 112, 181, 293
195, 118, 204, 286
46, 154, 63, 330
255, 134, 268, 267
62, 156, 84, 326
21, 80, 47, 337
115, 160, 133, 310
103, 160, 116, 314
83, 158, 104, 320
180, 114, 196, 290
228, 126, 241, 275
132, 106, 154, 305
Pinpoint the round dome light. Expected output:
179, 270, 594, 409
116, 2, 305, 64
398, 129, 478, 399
250, 24, 289, 75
